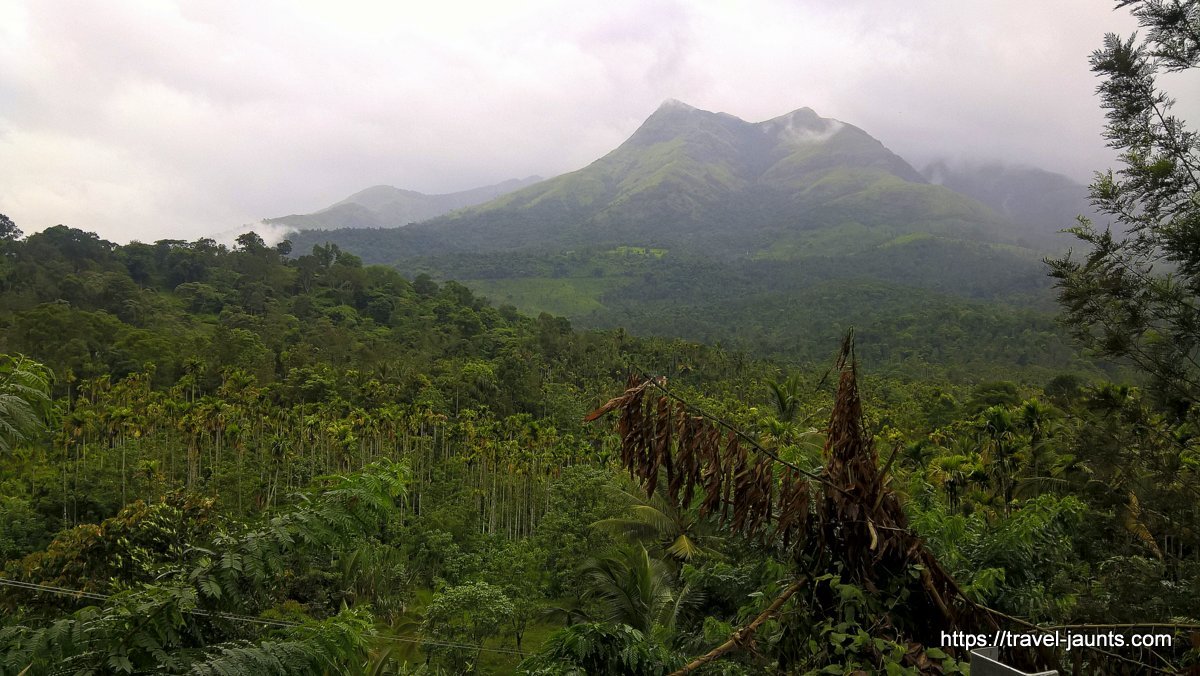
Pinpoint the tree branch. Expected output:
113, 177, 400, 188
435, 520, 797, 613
669, 577, 807, 675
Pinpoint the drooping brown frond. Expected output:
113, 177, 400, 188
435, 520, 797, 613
669, 407, 701, 507
585, 374, 653, 422
645, 396, 671, 498
586, 376, 789, 545
698, 427, 725, 519
773, 468, 810, 551
585, 349, 989, 626
588, 374, 796, 549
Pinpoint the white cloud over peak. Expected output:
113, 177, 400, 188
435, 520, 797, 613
3, 0, 1186, 243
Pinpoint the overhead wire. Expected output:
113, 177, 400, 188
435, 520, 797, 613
0, 577, 525, 657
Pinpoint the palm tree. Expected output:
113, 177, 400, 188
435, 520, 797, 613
0, 353, 53, 454
579, 546, 698, 636
762, 373, 824, 455
927, 451, 985, 512
1014, 398, 1061, 497
767, 373, 804, 423
977, 405, 1023, 515
592, 484, 720, 562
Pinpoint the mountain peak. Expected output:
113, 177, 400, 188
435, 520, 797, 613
769, 106, 821, 124
657, 98, 696, 112
760, 107, 845, 145
623, 101, 865, 165
625, 99, 731, 148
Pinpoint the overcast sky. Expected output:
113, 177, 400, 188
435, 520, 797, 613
1, 0, 1188, 243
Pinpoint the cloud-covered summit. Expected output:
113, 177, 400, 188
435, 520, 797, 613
0, 0, 1159, 243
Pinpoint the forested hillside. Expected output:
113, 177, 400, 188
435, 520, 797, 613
0, 220, 1196, 674
285, 103, 1092, 374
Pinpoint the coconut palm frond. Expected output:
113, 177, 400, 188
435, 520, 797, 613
665, 534, 702, 561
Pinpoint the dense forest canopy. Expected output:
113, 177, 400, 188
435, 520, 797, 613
0, 215, 1196, 673
1, 1, 1198, 674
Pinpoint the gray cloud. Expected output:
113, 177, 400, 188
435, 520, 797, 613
1, 0, 1188, 243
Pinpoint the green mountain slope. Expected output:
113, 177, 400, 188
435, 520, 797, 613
293, 100, 1030, 257
286, 102, 1079, 374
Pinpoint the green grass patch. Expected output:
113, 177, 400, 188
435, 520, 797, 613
877, 232, 937, 248
607, 246, 668, 258
463, 277, 625, 316
753, 222, 890, 259
986, 241, 1048, 261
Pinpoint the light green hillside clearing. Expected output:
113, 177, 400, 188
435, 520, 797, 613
753, 222, 892, 259
463, 277, 624, 316
608, 246, 668, 258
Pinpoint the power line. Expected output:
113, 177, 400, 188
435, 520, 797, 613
0, 577, 108, 602
0, 577, 300, 629
630, 364, 853, 498
0, 577, 526, 657
376, 634, 524, 655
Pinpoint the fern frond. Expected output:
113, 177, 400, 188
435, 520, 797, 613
188, 610, 374, 676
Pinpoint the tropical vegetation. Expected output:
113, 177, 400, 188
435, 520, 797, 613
1, 1, 1198, 673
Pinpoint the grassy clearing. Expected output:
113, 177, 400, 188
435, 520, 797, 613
607, 245, 668, 258
752, 221, 888, 259
463, 277, 624, 316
